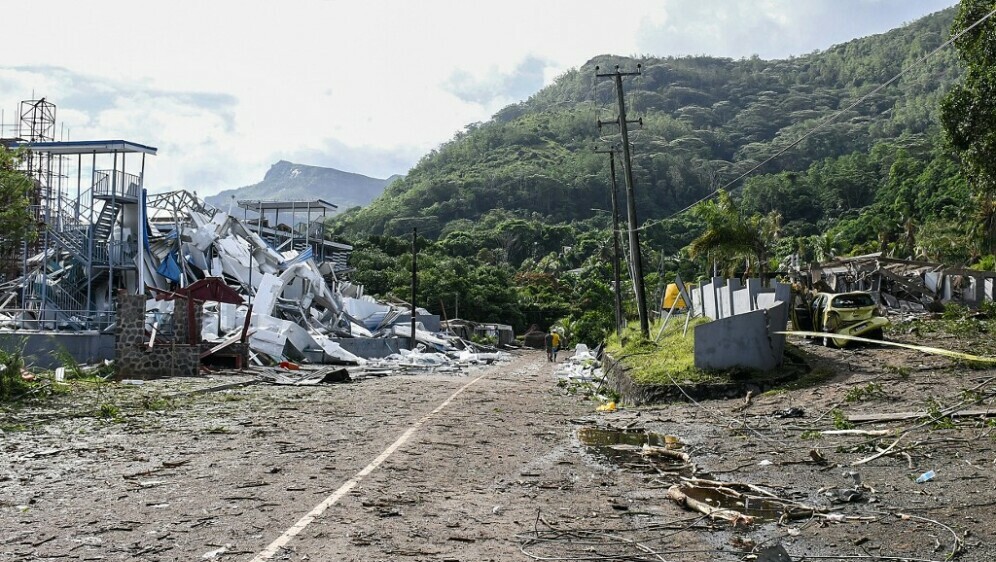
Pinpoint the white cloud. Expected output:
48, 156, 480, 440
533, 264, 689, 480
0, 0, 957, 196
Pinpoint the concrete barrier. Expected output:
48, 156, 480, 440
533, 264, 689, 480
691, 278, 791, 372
0, 330, 115, 369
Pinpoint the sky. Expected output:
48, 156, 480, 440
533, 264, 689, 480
0, 0, 957, 196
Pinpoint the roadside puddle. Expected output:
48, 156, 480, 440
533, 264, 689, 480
577, 427, 689, 473
682, 486, 785, 521
577, 427, 674, 448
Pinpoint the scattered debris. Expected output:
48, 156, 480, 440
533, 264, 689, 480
804, 253, 996, 311
915, 470, 936, 483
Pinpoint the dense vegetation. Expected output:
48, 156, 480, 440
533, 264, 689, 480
0, 146, 38, 280
330, 6, 995, 346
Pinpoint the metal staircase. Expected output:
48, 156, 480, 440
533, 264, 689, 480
91, 200, 121, 248
29, 168, 133, 323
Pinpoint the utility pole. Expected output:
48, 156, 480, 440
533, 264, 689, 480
595, 145, 624, 338
410, 227, 418, 350
597, 64, 649, 338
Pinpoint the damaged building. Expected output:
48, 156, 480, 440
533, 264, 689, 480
0, 98, 505, 376
804, 253, 996, 311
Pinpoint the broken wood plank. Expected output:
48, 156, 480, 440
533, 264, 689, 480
820, 429, 891, 436
877, 267, 926, 297
200, 331, 247, 359
849, 408, 996, 424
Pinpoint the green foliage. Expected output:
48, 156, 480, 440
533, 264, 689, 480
885, 364, 911, 380
204, 426, 232, 434
0, 147, 38, 257
604, 317, 713, 384
923, 398, 956, 430
687, 189, 780, 277
335, 9, 959, 246
844, 382, 887, 403
97, 401, 122, 421
0, 340, 28, 402
327, 9, 986, 346
469, 333, 497, 346
938, 302, 990, 338
53, 345, 85, 380
142, 395, 175, 411
831, 408, 854, 430
941, 0, 996, 194
940, 0, 996, 255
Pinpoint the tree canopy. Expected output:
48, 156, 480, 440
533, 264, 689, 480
0, 147, 37, 261
941, 0, 996, 253
327, 6, 993, 346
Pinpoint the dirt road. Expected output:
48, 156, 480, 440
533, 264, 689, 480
3, 346, 996, 561
1, 351, 654, 561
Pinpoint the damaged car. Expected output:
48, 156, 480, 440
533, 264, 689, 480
794, 291, 889, 347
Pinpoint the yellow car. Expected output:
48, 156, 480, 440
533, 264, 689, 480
810, 291, 889, 347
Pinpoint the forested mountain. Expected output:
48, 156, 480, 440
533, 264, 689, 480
206, 161, 397, 212
330, 7, 988, 343
336, 8, 958, 242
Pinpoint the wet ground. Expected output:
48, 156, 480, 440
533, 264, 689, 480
2, 336, 995, 561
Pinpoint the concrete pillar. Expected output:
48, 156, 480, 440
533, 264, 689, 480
746, 278, 763, 311
115, 291, 146, 348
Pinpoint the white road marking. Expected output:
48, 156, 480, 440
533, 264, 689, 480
248, 373, 489, 561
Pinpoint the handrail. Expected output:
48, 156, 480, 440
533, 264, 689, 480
94, 170, 142, 199
25, 281, 88, 319
0, 307, 115, 331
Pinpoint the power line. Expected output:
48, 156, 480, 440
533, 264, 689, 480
636, 5, 996, 233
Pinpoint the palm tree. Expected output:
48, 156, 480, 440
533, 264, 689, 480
688, 190, 773, 278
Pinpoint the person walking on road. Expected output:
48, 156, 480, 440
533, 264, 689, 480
545, 331, 554, 362
549, 330, 561, 363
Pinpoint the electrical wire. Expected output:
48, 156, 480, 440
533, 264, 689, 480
631, 5, 996, 233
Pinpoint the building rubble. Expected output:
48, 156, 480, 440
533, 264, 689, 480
801, 253, 996, 312
0, 101, 507, 376
147, 195, 513, 373
1, 185, 506, 374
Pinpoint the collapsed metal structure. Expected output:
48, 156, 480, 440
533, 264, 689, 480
0, 98, 506, 372
806, 253, 996, 311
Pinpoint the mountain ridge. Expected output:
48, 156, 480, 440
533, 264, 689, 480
205, 160, 400, 212
333, 7, 959, 243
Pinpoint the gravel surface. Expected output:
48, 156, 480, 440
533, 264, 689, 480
2, 341, 995, 561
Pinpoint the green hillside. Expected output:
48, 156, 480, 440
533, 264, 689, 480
336, 8, 958, 239
329, 6, 991, 344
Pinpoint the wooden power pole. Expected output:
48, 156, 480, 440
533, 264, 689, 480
594, 145, 624, 338
597, 64, 649, 338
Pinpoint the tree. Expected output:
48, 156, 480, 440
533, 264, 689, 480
940, 0, 996, 253
687, 190, 777, 278
0, 147, 37, 258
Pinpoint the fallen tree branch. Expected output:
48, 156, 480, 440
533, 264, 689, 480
666, 485, 754, 526
851, 435, 904, 466
821, 429, 891, 436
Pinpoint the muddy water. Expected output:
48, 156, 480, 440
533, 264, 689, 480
577, 426, 689, 474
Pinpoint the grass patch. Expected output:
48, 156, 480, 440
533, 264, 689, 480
0, 421, 28, 432
204, 426, 232, 434
831, 408, 854, 430
604, 317, 721, 385
0, 341, 30, 402
845, 382, 887, 403
96, 401, 123, 422
142, 395, 175, 411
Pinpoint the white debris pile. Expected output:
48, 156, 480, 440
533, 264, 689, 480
555, 344, 604, 384
139, 194, 512, 370
0, 189, 515, 373
360, 342, 511, 375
